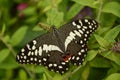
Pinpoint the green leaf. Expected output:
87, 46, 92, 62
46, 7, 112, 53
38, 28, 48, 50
4, 35, 10, 43
104, 25, 120, 43
99, 13, 117, 30
53, 74, 62, 80
0, 49, 10, 63
107, 67, 118, 76
105, 73, 120, 80
66, 3, 83, 20
72, 0, 99, 8
22, 7, 36, 16
25, 16, 38, 23
94, 34, 109, 48
86, 50, 98, 61
19, 69, 27, 80
102, 2, 120, 18
100, 51, 120, 66
34, 66, 45, 73
46, 8, 64, 27
90, 56, 111, 68
10, 26, 28, 46
0, 55, 19, 69
43, 73, 47, 80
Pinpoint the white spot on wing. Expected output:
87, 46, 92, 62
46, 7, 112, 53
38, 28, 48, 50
80, 40, 83, 44
82, 59, 85, 61
84, 38, 87, 41
17, 55, 19, 60
24, 56, 26, 59
30, 57, 33, 61
65, 31, 76, 50
27, 60, 29, 62
85, 19, 88, 22
48, 64, 52, 67
86, 31, 89, 34
79, 30, 83, 34
77, 25, 81, 28
43, 44, 48, 52
69, 32, 76, 38
79, 20, 83, 26
72, 56, 75, 60
76, 57, 80, 60
58, 66, 63, 69
43, 45, 62, 53
33, 40, 37, 44
65, 39, 72, 50
43, 58, 47, 61
89, 25, 92, 29
83, 26, 87, 29
22, 53, 24, 55
51, 45, 62, 52
88, 22, 90, 24
31, 52, 34, 55
74, 30, 81, 37
72, 21, 76, 26
78, 52, 81, 55
38, 47, 42, 56
21, 49, 25, 52
85, 34, 88, 37
53, 64, 57, 67
48, 45, 52, 51
67, 36, 73, 40
34, 58, 37, 61
35, 49, 38, 56
81, 49, 85, 52
92, 20, 96, 24
39, 60, 41, 62
61, 62, 66, 65
28, 51, 31, 56
27, 44, 31, 50
32, 45, 36, 50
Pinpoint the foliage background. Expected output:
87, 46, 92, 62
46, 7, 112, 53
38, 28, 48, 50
0, 0, 120, 80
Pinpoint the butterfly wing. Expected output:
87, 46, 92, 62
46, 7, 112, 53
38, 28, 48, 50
16, 30, 69, 74
58, 19, 98, 65
16, 18, 98, 74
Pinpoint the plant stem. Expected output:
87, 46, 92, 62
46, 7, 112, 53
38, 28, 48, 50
0, 35, 35, 79
62, 65, 82, 80
45, 71, 53, 80
97, 0, 103, 22
71, 65, 82, 75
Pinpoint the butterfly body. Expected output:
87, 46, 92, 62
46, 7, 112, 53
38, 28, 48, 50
16, 19, 98, 74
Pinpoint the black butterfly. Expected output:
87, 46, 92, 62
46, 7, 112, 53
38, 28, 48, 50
16, 19, 98, 74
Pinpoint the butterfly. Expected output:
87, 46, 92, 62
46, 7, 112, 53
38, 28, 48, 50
16, 19, 98, 74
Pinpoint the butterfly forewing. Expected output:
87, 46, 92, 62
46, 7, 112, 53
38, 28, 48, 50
16, 19, 98, 74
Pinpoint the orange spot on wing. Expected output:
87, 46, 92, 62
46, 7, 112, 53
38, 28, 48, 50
63, 54, 71, 62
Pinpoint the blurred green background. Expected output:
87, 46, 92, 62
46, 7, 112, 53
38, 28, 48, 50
0, 0, 120, 80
